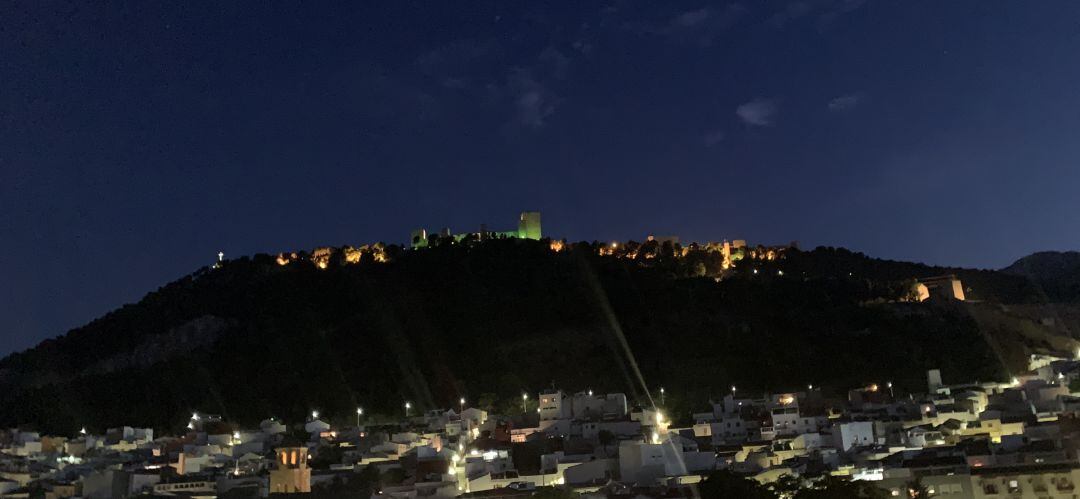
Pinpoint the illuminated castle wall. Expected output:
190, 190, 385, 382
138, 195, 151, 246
411, 211, 542, 249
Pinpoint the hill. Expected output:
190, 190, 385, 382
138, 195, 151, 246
1003, 251, 1080, 302
0, 239, 1070, 433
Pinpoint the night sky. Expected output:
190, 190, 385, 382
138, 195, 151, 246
3, 1, 1080, 355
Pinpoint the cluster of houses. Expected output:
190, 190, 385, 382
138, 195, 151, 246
5, 352, 1080, 498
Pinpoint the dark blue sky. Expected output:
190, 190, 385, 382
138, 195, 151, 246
3, 1, 1079, 354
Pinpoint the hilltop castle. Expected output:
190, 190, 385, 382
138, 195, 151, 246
271, 210, 793, 279
411, 211, 542, 249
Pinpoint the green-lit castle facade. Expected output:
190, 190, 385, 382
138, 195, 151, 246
411, 211, 542, 249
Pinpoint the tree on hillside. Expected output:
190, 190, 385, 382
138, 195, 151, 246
531, 487, 580, 499
793, 476, 889, 499
308, 444, 344, 470
697, 471, 777, 499
766, 474, 803, 497
476, 393, 498, 413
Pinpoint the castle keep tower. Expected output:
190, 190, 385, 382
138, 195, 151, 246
517, 211, 542, 240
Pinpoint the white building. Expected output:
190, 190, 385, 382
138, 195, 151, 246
539, 390, 572, 421
620, 440, 709, 485
837, 421, 875, 450
570, 391, 628, 420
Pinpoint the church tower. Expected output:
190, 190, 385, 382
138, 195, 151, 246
270, 447, 311, 494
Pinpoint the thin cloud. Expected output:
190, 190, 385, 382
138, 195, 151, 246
703, 129, 726, 146
688, 5, 744, 45
619, 4, 745, 46
509, 69, 558, 129
415, 39, 495, 76
537, 46, 571, 81
572, 38, 595, 56
828, 93, 863, 112
736, 98, 778, 126
505, 45, 574, 129
417, 39, 572, 130
817, 0, 868, 31
671, 8, 711, 29
766, 2, 814, 28
440, 77, 470, 90
764, 0, 868, 31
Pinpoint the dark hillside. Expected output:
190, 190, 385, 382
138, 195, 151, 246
1003, 251, 1080, 302
0, 240, 1055, 433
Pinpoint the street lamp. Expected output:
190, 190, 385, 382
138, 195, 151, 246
356, 407, 363, 428
405, 401, 411, 417
660, 387, 665, 406
522, 393, 528, 413
459, 397, 466, 413
886, 381, 894, 398
731, 385, 737, 395
311, 410, 319, 420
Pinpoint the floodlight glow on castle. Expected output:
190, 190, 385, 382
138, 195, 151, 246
410, 211, 541, 249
